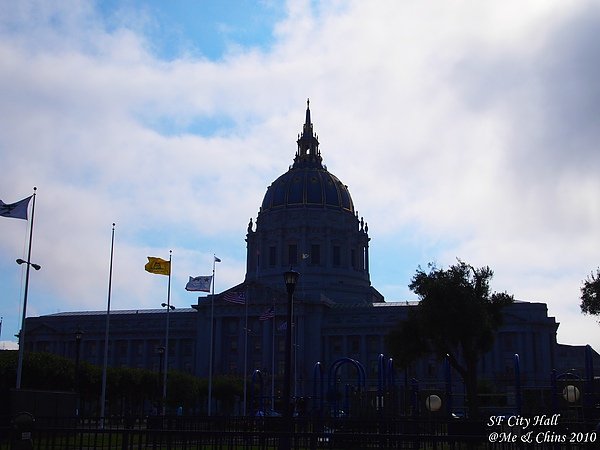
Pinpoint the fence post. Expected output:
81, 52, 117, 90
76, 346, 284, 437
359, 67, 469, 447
585, 344, 594, 411
514, 354, 522, 415
411, 378, 419, 416
121, 428, 129, 450
551, 369, 557, 413
445, 355, 452, 417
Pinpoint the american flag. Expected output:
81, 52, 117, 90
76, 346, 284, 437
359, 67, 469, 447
259, 306, 275, 321
223, 291, 246, 305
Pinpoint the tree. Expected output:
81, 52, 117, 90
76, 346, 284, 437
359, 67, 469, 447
580, 268, 600, 321
387, 260, 513, 419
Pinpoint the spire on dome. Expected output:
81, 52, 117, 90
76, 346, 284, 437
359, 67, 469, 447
294, 98, 322, 168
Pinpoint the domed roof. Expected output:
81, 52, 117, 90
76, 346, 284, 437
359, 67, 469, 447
261, 167, 354, 212
260, 100, 354, 213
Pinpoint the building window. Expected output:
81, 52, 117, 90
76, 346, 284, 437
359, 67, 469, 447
277, 337, 286, 353
229, 337, 238, 354
427, 361, 436, 378
168, 340, 176, 355
253, 337, 261, 352
369, 360, 378, 377
505, 359, 515, 376
367, 336, 379, 353
332, 245, 341, 266
269, 246, 276, 267
227, 319, 238, 334
118, 340, 128, 357
349, 336, 360, 354
311, 244, 320, 265
331, 337, 342, 355
182, 340, 193, 357
134, 341, 143, 357
502, 332, 516, 351
288, 244, 297, 266
85, 341, 97, 358
251, 319, 262, 334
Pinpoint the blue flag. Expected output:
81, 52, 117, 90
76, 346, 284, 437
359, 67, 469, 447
0, 196, 32, 220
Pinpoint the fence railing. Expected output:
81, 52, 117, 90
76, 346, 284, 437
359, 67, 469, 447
1, 415, 598, 450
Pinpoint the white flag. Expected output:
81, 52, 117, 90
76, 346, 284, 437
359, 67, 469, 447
185, 275, 213, 292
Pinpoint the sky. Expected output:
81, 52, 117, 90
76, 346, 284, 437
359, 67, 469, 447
1, 0, 599, 351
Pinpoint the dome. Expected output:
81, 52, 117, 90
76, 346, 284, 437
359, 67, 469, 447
261, 167, 354, 212
260, 100, 354, 213
246, 100, 375, 305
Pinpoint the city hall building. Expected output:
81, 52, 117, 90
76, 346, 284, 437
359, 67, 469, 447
24, 103, 596, 408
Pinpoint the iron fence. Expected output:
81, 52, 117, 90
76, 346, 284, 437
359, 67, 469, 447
1, 415, 598, 450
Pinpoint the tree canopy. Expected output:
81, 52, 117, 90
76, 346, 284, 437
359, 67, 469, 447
387, 260, 513, 418
0, 350, 242, 416
580, 268, 600, 322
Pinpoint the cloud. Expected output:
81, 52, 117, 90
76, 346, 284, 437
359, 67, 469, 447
0, 1, 598, 347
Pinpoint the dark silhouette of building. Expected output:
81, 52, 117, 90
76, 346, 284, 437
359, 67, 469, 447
24, 101, 597, 413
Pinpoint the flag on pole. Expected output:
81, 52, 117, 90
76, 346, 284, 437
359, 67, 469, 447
145, 257, 171, 276
259, 306, 275, 321
185, 275, 212, 292
214, 256, 221, 263
0, 196, 32, 220
223, 291, 245, 304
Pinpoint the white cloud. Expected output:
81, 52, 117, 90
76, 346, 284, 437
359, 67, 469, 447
0, 0, 598, 348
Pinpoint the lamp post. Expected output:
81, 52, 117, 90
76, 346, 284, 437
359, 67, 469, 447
74, 328, 83, 416
75, 328, 83, 381
279, 269, 299, 450
282, 269, 299, 419
15, 257, 41, 389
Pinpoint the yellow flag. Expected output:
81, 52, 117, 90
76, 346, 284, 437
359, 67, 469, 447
145, 257, 171, 276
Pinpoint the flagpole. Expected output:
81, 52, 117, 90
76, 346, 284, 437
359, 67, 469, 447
100, 223, 115, 428
243, 288, 249, 415
161, 250, 172, 416
15, 187, 37, 390
271, 300, 275, 410
208, 255, 217, 416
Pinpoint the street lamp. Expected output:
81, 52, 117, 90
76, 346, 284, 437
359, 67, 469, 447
74, 329, 83, 381
74, 328, 83, 416
279, 269, 299, 450
563, 385, 580, 403
425, 394, 442, 412
15, 257, 41, 389
282, 269, 299, 419
16, 259, 41, 271
161, 303, 175, 310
